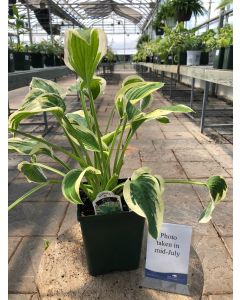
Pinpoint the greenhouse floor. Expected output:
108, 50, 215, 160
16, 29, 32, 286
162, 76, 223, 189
8, 72, 233, 299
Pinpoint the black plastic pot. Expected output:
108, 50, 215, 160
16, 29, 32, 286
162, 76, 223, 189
8, 50, 15, 72
174, 52, 187, 65
45, 53, 55, 66
13, 52, 30, 71
222, 45, 233, 70
200, 52, 209, 65
30, 53, 44, 68
155, 27, 164, 36
213, 48, 225, 69
176, 9, 192, 22
55, 55, 64, 66
77, 185, 145, 276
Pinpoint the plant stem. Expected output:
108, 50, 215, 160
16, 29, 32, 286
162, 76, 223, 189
62, 116, 93, 167
8, 179, 61, 211
113, 117, 128, 174
104, 106, 115, 134
164, 179, 206, 186
52, 155, 71, 171
79, 89, 92, 129
87, 86, 106, 182
105, 119, 123, 178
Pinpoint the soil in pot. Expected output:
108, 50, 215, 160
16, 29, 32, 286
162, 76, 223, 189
14, 52, 30, 71
222, 45, 233, 70
8, 50, 15, 72
31, 53, 44, 68
213, 48, 225, 69
77, 182, 145, 276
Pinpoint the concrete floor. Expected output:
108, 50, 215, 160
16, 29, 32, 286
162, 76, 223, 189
8, 71, 232, 299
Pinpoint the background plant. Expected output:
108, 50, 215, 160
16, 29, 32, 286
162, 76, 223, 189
153, 0, 176, 29
9, 28, 227, 239
217, 24, 233, 48
8, 4, 28, 49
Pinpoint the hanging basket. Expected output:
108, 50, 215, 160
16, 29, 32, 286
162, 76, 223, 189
176, 9, 192, 22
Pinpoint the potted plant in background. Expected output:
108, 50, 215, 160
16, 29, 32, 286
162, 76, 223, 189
153, 0, 177, 31
219, 24, 233, 70
8, 4, 30, 71
199, 29, 216, 65
185, 32, 204, 65
162, 23, 189, 65
8, 28, 228, 276
170, 0, 206, 22
53, 39, 65, 66
8, 42, 15, 73
39, 40, 56, 67
29, 42, 45, 68
209, 24, 233, 69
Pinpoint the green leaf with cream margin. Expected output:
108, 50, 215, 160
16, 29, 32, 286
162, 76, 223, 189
64, 28, 107, 84
62, 167, 101, 204
115, 81, 164, 117
30, 77, 66, 98
199, 175, 228, 223
18, 161, 47, 183
123, 167, 164, 239
9, 93, 66, 130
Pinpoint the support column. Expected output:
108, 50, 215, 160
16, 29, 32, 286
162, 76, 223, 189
200, 81, 210, 133
25, 0, 33, 44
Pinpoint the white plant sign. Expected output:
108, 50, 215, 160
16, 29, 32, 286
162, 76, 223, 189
145, 223, 192, 285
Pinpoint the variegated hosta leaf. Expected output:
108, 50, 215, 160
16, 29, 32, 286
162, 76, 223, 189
66, 110, 88, 127
199, 176, 227, 223
30, 77, 65, 98
9, 137, 54, 158
8, 137, 39, 155
207, 176, 228, 204
129, 104, 192, 133
122, 75, 144, 87
126, 82, 164, 105
21, 88, 45, 109
9, 93, 66, 130
68, 76, 106, 101
123, 167, 164, 239
115, 81, 164, 117
18, 161, 47, 183
140, 95, 152, 111
101, 123, 131, 145
64, 28, 107, 83
62, 167, 101, 204
157, 104, 194, 113
62, 119, 108, 152
84, 76, 106, 100
29, 142, 53, 158
199, 200, 215, 223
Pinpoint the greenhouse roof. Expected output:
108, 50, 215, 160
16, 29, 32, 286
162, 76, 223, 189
12, 0, 158, 35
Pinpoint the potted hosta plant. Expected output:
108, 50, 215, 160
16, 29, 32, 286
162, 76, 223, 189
8, 4, 30, 71
8, 28, 228, 276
